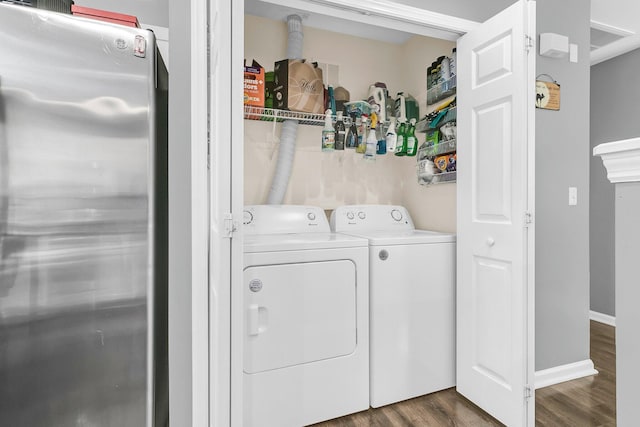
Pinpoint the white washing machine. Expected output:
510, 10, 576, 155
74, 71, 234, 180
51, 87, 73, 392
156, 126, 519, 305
242, 205, 369, 426
330, 204, 456, 408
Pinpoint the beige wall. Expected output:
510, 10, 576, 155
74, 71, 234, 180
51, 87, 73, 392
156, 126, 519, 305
244, 14, 456, 232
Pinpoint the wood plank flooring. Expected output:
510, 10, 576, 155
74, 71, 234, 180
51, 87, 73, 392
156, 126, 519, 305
313, 321, 615, 427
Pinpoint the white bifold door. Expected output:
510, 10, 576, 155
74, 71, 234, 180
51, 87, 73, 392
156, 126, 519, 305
456, 1, 536, 426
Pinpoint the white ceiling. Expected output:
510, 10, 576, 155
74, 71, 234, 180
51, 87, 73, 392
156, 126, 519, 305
245, 0, 640, 62
590, 0, 640, 63
591, 0, 640, 36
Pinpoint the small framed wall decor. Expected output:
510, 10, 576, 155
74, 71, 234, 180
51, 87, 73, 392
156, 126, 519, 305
536, 74, 560, 110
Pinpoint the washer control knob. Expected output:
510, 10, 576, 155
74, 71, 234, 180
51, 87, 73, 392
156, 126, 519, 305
346, 212, 355, 220
358, 211, 366, 220
243, 211, 253, 225
390, 209, 403, 221
307, 212, 316, 221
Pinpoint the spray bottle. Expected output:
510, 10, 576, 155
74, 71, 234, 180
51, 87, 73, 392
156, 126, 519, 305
394, 118, 407, 156
334, 111, 345, 150
346, 113, 358, 149
356, 115, 367, 154
321, 109, 335, 152
406, 118, 418, 156
364, 111, 378, 160
386, 117, 397, 153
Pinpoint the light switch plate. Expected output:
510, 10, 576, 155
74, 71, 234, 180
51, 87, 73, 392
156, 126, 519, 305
569, 44, 578, 63
569, 187, 578, 205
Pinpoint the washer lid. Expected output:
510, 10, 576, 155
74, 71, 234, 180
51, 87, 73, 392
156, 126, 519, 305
346, 229, 456, 245
244, 232, 368, 253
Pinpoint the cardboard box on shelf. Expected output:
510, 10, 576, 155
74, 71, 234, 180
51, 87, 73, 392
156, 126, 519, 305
244, 60, 265, 110
71, 5, 140, 27
274, 59, 324, 114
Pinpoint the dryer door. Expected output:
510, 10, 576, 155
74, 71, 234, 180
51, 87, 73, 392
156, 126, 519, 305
243, 260, 357, 374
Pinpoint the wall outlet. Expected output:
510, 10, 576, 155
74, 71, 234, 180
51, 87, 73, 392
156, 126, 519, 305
569, 187, 578, 206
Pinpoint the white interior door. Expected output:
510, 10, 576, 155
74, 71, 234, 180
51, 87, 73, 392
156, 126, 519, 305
456, 1, 536, 426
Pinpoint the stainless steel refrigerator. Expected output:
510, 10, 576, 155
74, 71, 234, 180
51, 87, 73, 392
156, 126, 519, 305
0, 3, 168, 426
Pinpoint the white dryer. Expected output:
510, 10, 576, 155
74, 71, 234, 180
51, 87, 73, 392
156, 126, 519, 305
331, 204, 456, 408
242, 205, 369, 426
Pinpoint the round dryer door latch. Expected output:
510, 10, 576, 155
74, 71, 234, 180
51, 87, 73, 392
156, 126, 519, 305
379, 249, 389, 261
249, 279, 263, 292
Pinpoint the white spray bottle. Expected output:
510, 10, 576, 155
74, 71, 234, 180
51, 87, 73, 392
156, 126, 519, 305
321, 109, 335, 152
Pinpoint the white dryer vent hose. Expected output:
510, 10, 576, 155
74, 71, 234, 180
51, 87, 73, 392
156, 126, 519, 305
266, 14, 303, 205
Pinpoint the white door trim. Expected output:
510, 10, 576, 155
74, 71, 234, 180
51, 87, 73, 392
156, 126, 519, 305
229, 0, 246, 426
191, 0, 211, 425
209, 1, 235, 426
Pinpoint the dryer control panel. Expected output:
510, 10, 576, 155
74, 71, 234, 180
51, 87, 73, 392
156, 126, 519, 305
330, 205, 415, 232
244, 205, 330, 235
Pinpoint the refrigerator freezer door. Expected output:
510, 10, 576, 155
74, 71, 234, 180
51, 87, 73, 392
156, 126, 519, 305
0, 4, 162, 426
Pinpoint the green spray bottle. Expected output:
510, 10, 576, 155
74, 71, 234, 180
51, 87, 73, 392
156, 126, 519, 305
406, 118, 418, 157
394, 118, 407, 156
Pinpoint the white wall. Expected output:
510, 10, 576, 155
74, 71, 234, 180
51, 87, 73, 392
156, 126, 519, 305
244, 14, 456, 231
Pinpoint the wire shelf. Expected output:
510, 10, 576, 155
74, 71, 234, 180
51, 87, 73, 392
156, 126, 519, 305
427, 75, 457, 105
416, 164, 457, 185
417, 139, 457, 158
244, 106, 355, 126
416, 107, 457, 133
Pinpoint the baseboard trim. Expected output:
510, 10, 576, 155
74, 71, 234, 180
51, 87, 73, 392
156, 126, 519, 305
535, 359, 598, 389
590, 310, 616, 327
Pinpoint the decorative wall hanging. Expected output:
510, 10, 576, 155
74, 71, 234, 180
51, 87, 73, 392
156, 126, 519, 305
536, 74, 560, 110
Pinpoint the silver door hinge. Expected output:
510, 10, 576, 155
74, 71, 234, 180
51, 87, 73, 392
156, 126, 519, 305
223, 213, 238, 238
524, 211, 533, 227
525, 35, 535, 53
524, 385, 533, 400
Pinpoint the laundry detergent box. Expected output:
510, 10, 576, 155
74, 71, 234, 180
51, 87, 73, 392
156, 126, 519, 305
244, 60, 265, 108
273, 59, 324, 114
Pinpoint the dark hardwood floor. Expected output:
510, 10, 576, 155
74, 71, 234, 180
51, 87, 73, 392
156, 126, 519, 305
313, 321, 615, 427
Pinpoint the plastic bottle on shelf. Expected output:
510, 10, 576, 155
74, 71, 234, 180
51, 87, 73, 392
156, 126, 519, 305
364, 112, 378, 160
328, 86, 336, 115
376, 119, 386, 155
440, 56, 451, 82
356, 115, 367, 154
450, 48, 457, 76
321, 109, 335, 152
385, 117, 398, 153
430, 67, 438, 88
345, 113, 358, 149
334, 111, 346, 150
406, 118, 418, 157
394, 118, 407, 156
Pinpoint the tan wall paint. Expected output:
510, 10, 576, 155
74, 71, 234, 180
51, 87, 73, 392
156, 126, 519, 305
244, 14, 456, 231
